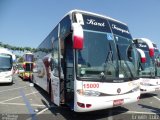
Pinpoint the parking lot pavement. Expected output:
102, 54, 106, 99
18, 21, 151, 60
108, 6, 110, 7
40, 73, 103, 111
0, 75, 160, 120
0, 75, 49, 113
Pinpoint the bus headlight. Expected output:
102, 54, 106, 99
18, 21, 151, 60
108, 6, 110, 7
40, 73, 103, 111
140, 82, 152, 86
77, 89, 100, 97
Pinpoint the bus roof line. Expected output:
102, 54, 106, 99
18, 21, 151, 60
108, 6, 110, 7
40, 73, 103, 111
63, 9, 127, 26
38, 9, 128, 49
134, 38, 155, 45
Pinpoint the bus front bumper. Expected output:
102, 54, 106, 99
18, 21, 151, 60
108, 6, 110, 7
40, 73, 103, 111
140, 84, 160, 94
74, 90, 140, 112
0, 76, 13, 83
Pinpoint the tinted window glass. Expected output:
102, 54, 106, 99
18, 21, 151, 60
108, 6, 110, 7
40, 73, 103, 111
76, 14, 111, 33
108, 20, 132, 39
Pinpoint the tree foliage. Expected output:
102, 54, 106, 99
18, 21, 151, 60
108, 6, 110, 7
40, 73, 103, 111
0, 42, 35, 52
18, 57, 24, 63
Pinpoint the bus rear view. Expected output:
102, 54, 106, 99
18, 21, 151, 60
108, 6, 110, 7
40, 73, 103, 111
0, 48, 14, 84
21, 52, 34, 80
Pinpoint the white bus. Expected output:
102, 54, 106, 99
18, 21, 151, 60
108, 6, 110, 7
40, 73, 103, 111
0, 48, 15, 84
33, 10, 140, 112
154, 43, 160, 79
133, 38, 160, 94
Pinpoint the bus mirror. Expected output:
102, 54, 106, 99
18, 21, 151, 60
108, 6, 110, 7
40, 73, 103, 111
136, 48, 146, 63
72, 23, 84, 49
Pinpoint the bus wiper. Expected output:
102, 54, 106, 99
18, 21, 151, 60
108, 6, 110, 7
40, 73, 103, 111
105, 42, 113, 63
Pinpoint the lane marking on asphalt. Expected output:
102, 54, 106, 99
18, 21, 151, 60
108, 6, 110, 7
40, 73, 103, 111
0, 102, 45, 107
36, 107, 49, 115
0, 86, 27, 93
0, 91, 38, 103
19, 89, 38, 120
36, 105, 55, 115
153, 96, 160, 101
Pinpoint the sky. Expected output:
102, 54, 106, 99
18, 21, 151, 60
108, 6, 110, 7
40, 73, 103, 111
0, 0, 160, 49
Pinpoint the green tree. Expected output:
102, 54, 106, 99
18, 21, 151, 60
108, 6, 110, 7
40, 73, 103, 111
18, 57, 24, 63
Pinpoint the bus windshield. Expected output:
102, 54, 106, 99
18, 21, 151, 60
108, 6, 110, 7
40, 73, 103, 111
155, 50, 160, 77
136, 43, 155, 78
140, 50, 155, 77
0, 53, 12, 71
76, 30, 138, 81
77, 30, 117, 80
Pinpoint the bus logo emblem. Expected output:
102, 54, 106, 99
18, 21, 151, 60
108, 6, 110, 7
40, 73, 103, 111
117, 88, 121, 94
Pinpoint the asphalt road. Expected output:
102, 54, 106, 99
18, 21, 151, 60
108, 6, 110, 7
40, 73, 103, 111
0, 75, 160, 120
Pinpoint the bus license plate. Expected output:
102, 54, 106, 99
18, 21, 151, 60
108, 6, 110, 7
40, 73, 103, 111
113, 99, 124, 106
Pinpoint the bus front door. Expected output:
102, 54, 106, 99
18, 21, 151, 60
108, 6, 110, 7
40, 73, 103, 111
64, 38, 74, 107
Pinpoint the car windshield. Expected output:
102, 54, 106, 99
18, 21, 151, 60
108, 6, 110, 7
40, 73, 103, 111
0, 53, 12, 71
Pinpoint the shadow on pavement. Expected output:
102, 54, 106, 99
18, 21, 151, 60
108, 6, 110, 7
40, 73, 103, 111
138, 104, 160, 114
140, 93, 158, 100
